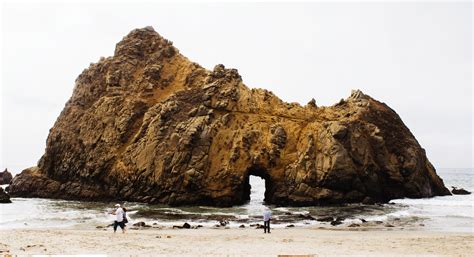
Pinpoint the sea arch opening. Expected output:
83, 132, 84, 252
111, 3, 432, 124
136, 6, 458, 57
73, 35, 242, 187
241, 166, 273, 205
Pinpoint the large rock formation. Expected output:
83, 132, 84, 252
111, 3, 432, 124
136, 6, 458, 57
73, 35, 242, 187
0, 168, 13, 185
9, 27, 450, 206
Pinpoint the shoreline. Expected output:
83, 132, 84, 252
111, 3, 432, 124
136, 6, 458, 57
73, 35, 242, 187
1, 227, 472, 256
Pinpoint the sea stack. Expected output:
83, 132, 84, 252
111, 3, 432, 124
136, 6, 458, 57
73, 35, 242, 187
9, 27, 450, 206
0, 168, 13, 185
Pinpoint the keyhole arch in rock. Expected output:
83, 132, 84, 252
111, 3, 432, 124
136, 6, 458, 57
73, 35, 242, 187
239, 164, 275, 205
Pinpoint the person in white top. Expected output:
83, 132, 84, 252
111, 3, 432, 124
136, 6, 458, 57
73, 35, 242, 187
113, 204, 126, 233
263, 208, 272, 234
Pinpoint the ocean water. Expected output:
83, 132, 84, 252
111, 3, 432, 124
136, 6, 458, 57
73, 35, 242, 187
0, 168, 472, 232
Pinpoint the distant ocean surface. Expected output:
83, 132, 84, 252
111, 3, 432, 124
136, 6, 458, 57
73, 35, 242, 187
1, 168, 472, 232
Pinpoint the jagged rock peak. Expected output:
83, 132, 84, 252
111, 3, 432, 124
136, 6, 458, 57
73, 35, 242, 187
307, 98, 317, 108
114, 26, 176, 59
9, 27, 450, 207
348, 89, 369, 101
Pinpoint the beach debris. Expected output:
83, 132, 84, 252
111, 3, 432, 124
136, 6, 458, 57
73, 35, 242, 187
385, 224, 395, 227
156, 235, 161, 238
360, 218, 367, 223
219, 220, 229, 226
286, 224, 295, 228
26, 244, 45, 248
166, 235, 172, 238
348, 223, 360, 227
451, 186, 471, 195
239, 224, 245, 228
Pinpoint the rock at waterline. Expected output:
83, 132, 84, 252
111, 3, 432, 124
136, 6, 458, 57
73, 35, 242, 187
0, 169, 13, 185
451, 187, 471, 195
330, 217, 345, 226
348, 223, 360, 227
316, 216, 334, 222
8, 26, 450, 206
133, 221, 146, 227
0, 187, 11, 203
173, 222, 191, 229
299, 214, 316, 220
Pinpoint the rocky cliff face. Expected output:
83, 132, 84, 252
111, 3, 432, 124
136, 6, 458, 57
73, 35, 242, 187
9, 27, 450, 206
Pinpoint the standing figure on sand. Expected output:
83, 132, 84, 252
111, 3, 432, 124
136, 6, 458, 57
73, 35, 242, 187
113, 204, 126, 233
263, 208, 272, 234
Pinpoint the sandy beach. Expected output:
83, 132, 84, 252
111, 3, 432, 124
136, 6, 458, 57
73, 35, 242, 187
1, 227, 472, 256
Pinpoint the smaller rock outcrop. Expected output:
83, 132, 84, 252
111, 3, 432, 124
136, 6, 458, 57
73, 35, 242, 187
173, 222, 191, 229
316, 216, 335, 222
0, 169, 13, 185
133, 221, 146, 227
0, 187, 12, 203
451, 187, 471, 195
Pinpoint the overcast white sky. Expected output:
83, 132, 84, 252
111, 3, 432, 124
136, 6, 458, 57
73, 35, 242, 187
1, 1, 472, 175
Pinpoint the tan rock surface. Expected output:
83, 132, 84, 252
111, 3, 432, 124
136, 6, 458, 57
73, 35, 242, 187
9, 27, 450, 206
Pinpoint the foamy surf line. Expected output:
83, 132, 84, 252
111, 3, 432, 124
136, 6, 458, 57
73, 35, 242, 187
1, 169, 472, 231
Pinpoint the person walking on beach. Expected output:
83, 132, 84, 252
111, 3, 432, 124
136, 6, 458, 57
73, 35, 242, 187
122, 207, 129, 227
113, 204, 126, 233
263, 208, 272, 234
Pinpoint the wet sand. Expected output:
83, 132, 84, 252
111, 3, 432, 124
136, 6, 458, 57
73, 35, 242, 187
0, 227, 472, 256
